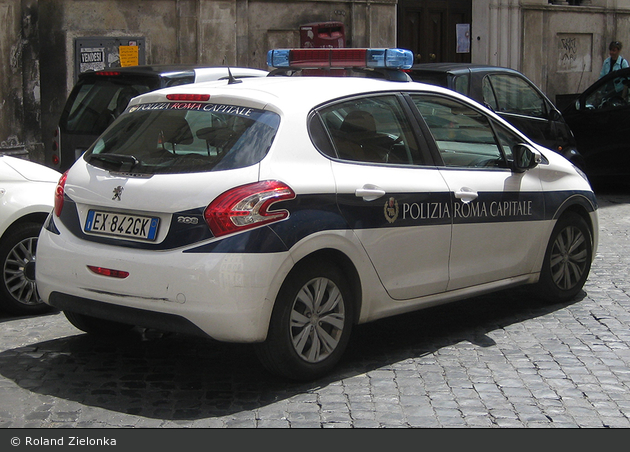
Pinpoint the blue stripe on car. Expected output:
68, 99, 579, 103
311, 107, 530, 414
50, 190, 596, 253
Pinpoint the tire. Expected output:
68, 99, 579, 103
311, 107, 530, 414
64, 311, 134, 336
536, 212, 593, 303
255, 261, 354, 381
0, 222, 50, 315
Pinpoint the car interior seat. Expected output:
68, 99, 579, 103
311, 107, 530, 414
335, 110, 383, 162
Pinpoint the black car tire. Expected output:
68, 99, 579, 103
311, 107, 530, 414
536, 212, 593, 303
64, 311, 134, 336
255, 261, 354, 381
0, 222, 50, 315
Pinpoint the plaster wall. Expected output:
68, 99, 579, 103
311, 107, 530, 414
522, 4, 630, 104
5, 0, 396, 164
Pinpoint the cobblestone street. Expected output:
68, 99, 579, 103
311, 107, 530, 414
1, 191, 629, 428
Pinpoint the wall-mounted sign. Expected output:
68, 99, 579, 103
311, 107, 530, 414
119, 45, 140, 67
456, 24, 470, 54
74, 37, 146, 81
79, 47, 105, 73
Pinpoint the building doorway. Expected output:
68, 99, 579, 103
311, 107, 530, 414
397, 0, 472, 64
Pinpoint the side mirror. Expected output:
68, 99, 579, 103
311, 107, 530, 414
511, 143, 540, 173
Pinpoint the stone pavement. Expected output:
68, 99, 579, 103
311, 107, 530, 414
1, 192, 630, 428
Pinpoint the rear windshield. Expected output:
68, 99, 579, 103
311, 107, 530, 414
60, 78, 155, 135
409, 72, 448, 88
84, 101, 280, 174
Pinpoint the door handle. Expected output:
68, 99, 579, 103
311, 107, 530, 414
355, 184, 386, 201
454, 187, 478, 203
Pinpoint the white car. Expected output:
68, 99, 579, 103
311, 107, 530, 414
36, 49, 599, 380
0, 155, 60, 315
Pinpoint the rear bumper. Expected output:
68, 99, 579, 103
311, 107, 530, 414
36, 224, 290, 343
49, 292, 210, 338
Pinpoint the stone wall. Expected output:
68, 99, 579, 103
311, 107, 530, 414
3, 0, 396, 164
0, 1, 30, 158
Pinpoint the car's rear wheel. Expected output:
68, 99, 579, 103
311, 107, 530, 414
255, 261, 354, 381
0, 222, 50, 315
64, 311, 134, 336
536, 212, 593, 302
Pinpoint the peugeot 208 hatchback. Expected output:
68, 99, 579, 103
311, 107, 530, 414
37, 49, 598, 380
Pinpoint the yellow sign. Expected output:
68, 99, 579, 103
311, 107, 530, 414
119, 45, 139, 67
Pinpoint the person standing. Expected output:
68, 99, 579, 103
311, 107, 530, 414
600, 40, 629, 78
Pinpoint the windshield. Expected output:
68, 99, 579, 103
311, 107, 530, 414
60, 78, 155, 135
84, 101, 280, 174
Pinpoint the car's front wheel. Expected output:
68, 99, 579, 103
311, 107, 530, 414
255, 261, 354, 381
0, 222, 50, 315
536, 212, 593, 302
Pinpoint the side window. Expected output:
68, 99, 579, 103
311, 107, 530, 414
481, 77, 498, 110
485, 74, 546, 118
452, 74, 470, 96
584, 75, 630, 110
411, 95, 507, 168
314, 95, 425, 165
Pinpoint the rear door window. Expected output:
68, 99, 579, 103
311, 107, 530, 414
483, 74, 547, 118
313, 95, 428, 165
61, 78, 154, 135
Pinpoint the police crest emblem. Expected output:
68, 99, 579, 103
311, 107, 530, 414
384, 197, 399, 223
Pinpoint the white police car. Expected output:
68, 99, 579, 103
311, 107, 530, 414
35, 48, 598, 380
0, 156, 60, 315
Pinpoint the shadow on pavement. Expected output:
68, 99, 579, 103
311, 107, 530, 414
0, 288, 579, 421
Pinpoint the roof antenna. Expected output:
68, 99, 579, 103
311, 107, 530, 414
227, 67, 242, 85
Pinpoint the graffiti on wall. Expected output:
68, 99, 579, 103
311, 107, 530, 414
558, 33, 592, 73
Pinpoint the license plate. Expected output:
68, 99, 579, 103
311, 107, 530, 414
85, 210, 159, 241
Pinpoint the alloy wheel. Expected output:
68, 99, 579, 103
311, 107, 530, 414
3, 236, 40, 306
549, 225, 589, 291
290, 277, 346, 363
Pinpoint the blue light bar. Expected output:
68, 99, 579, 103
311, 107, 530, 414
366, 49, 414, 69
267, 49, 291, 68
266, 48, 414, 70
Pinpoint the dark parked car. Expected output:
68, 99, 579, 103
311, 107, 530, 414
562, 67, 630, 182
49, 65, 268, 172
407, 63, 582, 169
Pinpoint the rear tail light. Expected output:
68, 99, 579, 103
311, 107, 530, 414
54, 171, 68, 217
88, 266, 129, 279
95, 71, 121, 76
166, 94, 211, 101
204, 181, 296, 237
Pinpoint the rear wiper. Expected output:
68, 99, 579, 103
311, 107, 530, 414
88, 153, 140, 171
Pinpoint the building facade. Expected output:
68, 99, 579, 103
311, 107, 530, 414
2, 0, 630, 163
473, 0, 630, 110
